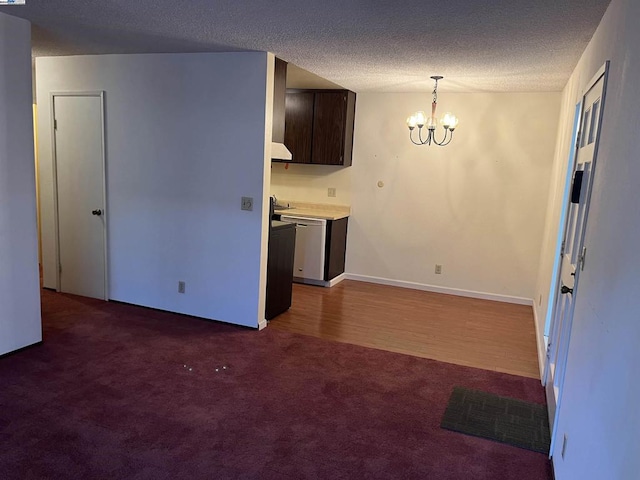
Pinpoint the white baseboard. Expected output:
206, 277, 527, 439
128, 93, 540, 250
327, 273, 347, 287
293, 272, 347, 288
532, 304, 547, 382
258, 318, 268, 330
344, 273, 534, 306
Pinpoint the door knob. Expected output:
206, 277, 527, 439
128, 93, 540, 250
561, 285, 573, 295
92, 209, 103, 216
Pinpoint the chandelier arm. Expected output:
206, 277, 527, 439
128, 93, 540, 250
431, 128, 448, 146
433, 130, 448, 146
431, 129, 453, 146
409, 130, 423, 145
422, 128, 433, 145
418, 127, 430, 145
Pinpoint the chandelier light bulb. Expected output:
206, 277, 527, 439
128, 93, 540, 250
440, 112, 459, 130
414, 111, 426, 128
406, 115, 418, 130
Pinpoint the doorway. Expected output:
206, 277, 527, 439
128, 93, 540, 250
52, 92, 108, 300
543, 62, 609, 448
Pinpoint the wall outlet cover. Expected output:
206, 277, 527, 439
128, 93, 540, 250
178, 281, 186, 294
328, 188, 336, 197
241, 196, 253, 211
435, 264, 442, 274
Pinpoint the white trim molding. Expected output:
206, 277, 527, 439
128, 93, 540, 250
258, 318, 268, 330
532, 303, 548, 382
344, 273, 534, 306
327, 273, 347, 287
293, 272, 347, 288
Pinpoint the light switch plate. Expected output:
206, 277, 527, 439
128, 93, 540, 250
241, 196, 253, 211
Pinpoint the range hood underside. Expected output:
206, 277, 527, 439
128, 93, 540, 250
271, 142, 292, 161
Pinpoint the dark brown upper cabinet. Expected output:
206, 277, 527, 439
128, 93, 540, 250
272, 58, 287, 143
282, 89, 356, 166
283, 92, 314, 164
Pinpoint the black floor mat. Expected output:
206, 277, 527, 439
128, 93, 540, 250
441, 386, 551, 454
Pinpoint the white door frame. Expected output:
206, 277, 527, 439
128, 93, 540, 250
50, 91, 109, 300
542, 102, 581, 388
545, 61, 610, 456
542, 101, 582, 341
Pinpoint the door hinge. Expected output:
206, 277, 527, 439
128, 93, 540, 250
576, 131, 581, 149
560, 240, 566, 256
54, 119, 58, 130
59, 264, 62, 274
579, 246, 587, 270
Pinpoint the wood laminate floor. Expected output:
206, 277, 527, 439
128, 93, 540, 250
270, 280, 541, 379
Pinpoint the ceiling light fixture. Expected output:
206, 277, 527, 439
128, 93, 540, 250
406, 76, 458, 146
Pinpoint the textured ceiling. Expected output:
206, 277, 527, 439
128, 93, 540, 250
1, 0, 612, 92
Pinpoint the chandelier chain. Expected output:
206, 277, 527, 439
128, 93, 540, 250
432, 78, 439, 104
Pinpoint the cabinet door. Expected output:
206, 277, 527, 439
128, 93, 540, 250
284, 92, 314, 164
324, 217, 348, 281
311, 92, 347, 165
266, 226, 296, 320
272, 58, 288, 143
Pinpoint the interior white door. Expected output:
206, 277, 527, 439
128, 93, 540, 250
544, 63, 609, 436
54, 94, 107, 300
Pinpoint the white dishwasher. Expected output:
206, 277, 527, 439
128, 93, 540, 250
279, 215, 327, 283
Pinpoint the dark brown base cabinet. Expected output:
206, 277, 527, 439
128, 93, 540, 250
266, 223, 296, 320
282, 89, 356, 166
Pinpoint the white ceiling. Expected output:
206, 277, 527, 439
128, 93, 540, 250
1, 0, 611, 92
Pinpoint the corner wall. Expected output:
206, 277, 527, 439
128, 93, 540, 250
0, 13, 42, 355
538, 0, 640, 477
36, 52, 271, 328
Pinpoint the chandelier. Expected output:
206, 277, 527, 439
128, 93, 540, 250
406, 76, 458, 146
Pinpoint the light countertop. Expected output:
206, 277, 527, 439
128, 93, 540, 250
273, 201, 350, 220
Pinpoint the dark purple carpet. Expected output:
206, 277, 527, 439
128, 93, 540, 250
0, 290, 552, 479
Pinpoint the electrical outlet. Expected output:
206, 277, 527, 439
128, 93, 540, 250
178, 281, 186, 294
435, 264, 442, 274
561, 434, 568, 459
241, 196, 253, 211
328, 187, 336, 198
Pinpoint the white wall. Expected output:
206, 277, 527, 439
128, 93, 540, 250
0, 13, 42, 355
271, 163, 352, 205
315, 92, 558, 303
539, 0, 640, 477
37, 53, 272, 328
